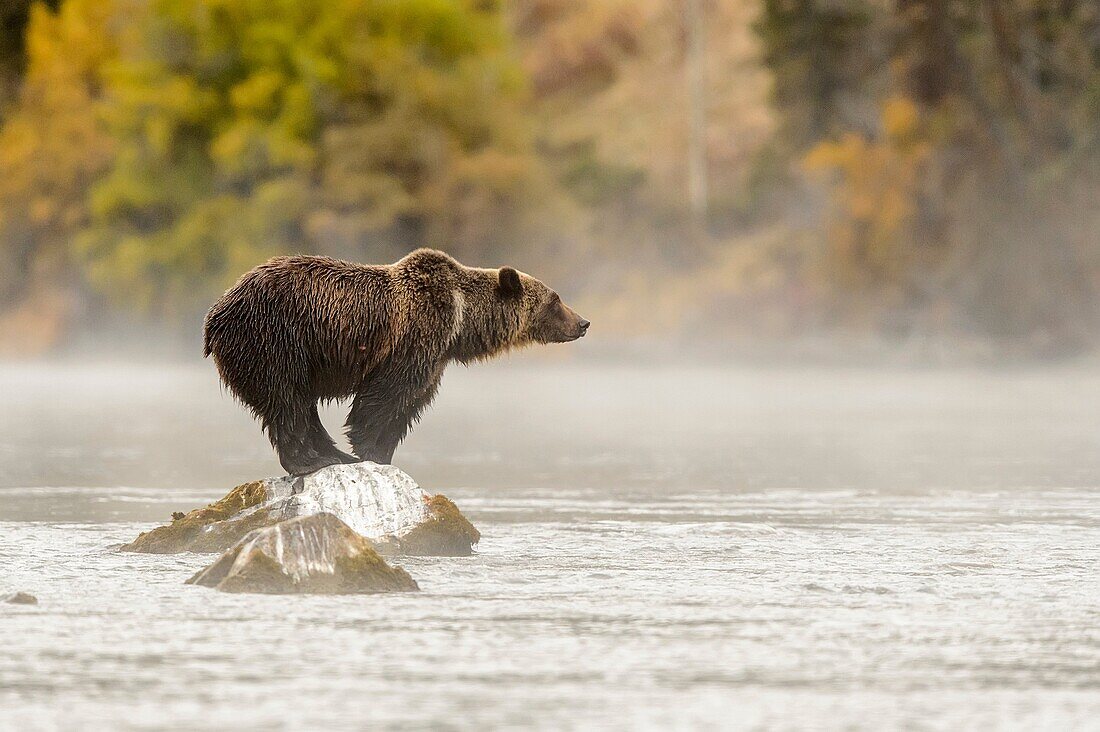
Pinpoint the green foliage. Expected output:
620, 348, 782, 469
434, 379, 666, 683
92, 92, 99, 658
3, 0, 1099, 353
755, 0, 873, 153
68, 0, 535, 316
558, 140, 644, 206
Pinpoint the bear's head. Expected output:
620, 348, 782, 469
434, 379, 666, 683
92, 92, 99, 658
498, 266, 590, 344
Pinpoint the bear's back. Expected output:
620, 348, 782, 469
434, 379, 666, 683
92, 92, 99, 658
204, 255, 393, 364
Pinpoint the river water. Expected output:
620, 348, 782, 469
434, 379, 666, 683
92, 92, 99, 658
2, 360, 1100, 729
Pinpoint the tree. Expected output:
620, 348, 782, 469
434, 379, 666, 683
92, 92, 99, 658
0, 0, 122, 307
76, 0, 539, 318
0, 0, 62, 110
761, 0, 1100, 351
755, 0, 874, 154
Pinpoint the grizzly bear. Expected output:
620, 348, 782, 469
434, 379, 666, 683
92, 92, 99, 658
203, 249, 589, 476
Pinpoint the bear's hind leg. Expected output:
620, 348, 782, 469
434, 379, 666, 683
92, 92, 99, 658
266, 400, 344, 477
307, 404, 358, 465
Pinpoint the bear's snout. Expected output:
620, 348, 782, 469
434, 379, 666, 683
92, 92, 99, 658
578, 319, 590, 336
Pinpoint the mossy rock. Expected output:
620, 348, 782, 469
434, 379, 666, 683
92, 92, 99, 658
120, 465, 480, 557
186, 513, 419, 594
120, 480, 274, 554
384, 495, 481, 557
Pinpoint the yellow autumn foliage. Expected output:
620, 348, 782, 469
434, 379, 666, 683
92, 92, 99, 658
803, 97, 931, 300
0, 0, 127, 304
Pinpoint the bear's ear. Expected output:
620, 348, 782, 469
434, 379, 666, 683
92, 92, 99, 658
498, 267, 523, 298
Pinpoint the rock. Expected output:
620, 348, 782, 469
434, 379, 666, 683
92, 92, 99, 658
122, 462, 479, 556
4, 592, 37, 605
186, 513, 418, 594
383, 494, 481, 557
122, 480, 274, 554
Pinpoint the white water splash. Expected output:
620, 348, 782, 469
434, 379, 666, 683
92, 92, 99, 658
265, 462, 430, 540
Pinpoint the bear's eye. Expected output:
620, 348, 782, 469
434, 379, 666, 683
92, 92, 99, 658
541, 294, 561, 318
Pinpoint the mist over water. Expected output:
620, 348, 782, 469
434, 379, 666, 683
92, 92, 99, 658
5, 358, 1100, 499
3, 359, 1100, 728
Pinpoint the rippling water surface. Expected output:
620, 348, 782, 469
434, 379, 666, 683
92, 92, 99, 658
3, 361, 1100, 729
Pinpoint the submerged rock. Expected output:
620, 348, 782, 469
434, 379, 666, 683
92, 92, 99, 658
186, 513, 418, 595
121, 462, 478, 556
4, 592, 37, 605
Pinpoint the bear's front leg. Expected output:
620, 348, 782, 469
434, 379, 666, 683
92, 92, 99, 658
344, 390, 400, 464
345, 374, 441, 465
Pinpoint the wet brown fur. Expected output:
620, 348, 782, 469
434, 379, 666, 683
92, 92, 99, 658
203, 249, 588, 475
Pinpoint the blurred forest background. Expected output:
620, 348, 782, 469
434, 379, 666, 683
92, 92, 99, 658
0, 0, 1098, 361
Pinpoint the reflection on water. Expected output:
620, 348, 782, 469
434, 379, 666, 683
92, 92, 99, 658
2, 360, 1100, 728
